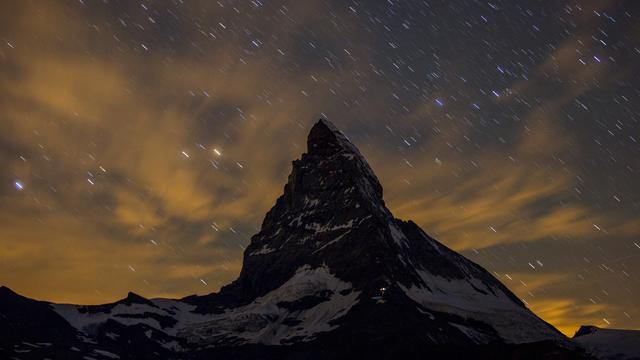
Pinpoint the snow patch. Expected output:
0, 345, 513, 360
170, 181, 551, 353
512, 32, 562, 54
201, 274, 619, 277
304, 219, 354, 233
53, 297, 213, 337
53, 303, 165, 332
449, 323, 492, 344
303, 196, 320, 208
93, 349, 120, 359
181, 265, 360, 345
388, 221, 408, 246
574, 327, 640, 360
399, 269, 560, 344
250, 244, 276, 256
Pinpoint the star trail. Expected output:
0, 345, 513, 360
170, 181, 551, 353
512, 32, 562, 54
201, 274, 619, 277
0, 1, 639, 335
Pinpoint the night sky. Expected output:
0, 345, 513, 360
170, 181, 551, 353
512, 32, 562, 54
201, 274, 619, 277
1, 1, 639, 335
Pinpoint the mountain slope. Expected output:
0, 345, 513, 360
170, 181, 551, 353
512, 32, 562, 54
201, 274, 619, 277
573, 326, 640, 360
1, 119, 593, 359
182, 119, 564, 346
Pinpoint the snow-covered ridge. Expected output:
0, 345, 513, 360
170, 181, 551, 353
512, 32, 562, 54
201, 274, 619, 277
52, 297, 212, 338
181, 265, 360, 345
573, 326, 640, 360
52, 265, 360, 347
399, 268, 560, 344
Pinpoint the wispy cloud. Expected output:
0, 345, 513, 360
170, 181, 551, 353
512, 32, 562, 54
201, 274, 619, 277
0, 0, 637, 335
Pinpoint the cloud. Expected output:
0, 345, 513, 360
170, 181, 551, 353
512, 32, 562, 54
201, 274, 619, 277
0, 0, 368, 303
376, 9, 639, 252
0, 1, 637, 340
380, 119, 622, 250
528, 298, 609, 336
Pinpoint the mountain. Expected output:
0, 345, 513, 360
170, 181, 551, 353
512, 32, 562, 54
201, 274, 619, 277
572, 326, 640, 360
1, 119, 596, 359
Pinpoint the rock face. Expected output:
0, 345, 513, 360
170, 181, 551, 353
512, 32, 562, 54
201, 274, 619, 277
1, 119, 594, 359
189, 119, 565, 347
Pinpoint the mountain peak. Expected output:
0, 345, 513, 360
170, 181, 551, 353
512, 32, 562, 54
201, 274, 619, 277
303, 119, 382, 201
573, 325, 600, 337
125, 291, 145, 300
307, 118, 359, 157
119, 291, 157, 307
